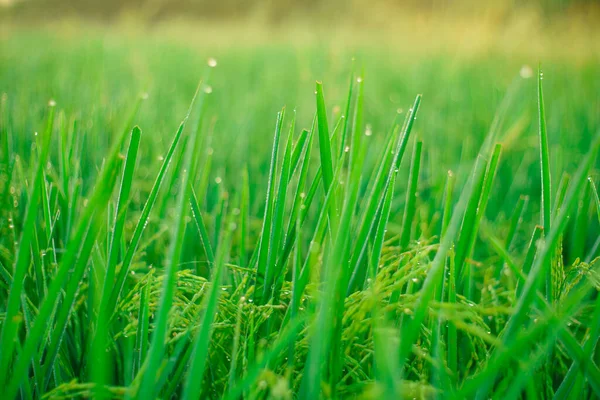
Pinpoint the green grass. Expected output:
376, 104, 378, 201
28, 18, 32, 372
1, 25, 600, 399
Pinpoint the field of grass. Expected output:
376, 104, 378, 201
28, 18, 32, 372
1, 19, 600, 399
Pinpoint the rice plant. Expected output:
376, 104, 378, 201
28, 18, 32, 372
0, 28, 599, 400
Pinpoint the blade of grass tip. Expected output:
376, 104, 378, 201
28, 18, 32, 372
182, 225, 231, 400
261, 114, 294, 304
0, 101, 55, 384
136, 82, 207, 399
63, 118, 82, 242
538, 67, 552, 302
282, 126, 314, 251
348, 95, 422, 293
505, 195, 528, 250
91, 126, 141, 395
58, 111, 70, 226
400, 139, 422, 250
254, 109, 284, 300
441, 171, 456, 238
554, 290, 600, 400
315, 81, 335, 204
107, 86, 201, 317
474, 130, 600, 399
397, 156, 487, 377
346, 72, 365, 197
276, 117, 316, 278
281, 152, 347, 328
157, 135, 189, 219
7, 100, 131, 398
369, 171, 397, 281
338, 68, 355, 157
347, 122, 399, 283
40, 165, 56, 269
190, 186, 215, 269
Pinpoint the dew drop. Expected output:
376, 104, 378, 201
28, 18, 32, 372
519, 65, 533, 79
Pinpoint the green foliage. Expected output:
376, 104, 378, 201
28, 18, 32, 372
0, 29, 600, 400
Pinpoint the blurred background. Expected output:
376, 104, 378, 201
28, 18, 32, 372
1, 0, 600, 22
1, 0, 599, 258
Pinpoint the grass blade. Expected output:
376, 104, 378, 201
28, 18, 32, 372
399, 139, 422, 249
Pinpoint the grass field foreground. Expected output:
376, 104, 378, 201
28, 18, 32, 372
0, 23, 600, 399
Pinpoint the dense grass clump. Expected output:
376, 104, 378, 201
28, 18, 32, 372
1, 29, 600, 399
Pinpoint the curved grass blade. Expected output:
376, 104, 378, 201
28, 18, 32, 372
315, 81, 335, 195
5, 103, 130, 398
107, 89, 200, 316
190, 186, 215, 267
399, 139, 422, 249
254, 109, 284, 299
441, 170, 456, 238
538, 67, 552, 302
136, 82, 207, 399
261, 117, 294, 303
347, 94, 421, 294
89, 126, 141, 394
